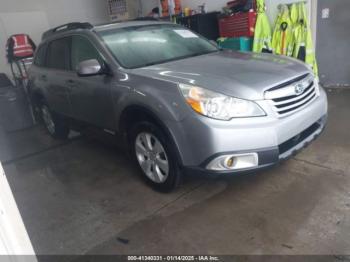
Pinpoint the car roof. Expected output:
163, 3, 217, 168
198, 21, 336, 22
93, 20, 174, 32
41, 20, 176, 42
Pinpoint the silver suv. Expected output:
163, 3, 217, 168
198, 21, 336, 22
29, 21, 328, 191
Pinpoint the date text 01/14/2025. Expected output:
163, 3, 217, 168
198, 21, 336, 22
127, 256, 220, 261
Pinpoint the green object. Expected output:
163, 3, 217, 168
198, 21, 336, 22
300, 3, 318, 76
217, 37, 253, 52
289, 2, 318, 76
272, 4, 293, 56
253, 0, 272, 53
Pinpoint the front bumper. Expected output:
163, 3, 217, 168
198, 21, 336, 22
167, 87, 328, 172
185, 114, 327, 175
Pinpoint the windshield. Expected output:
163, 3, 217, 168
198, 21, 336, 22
98, 24, 218, 69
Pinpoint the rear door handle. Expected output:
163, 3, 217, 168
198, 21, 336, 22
40, 75, 47, 81
66, 79, 75, 84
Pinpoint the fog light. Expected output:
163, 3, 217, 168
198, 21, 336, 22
226, 157, 235, 168
206, 153, 258, 171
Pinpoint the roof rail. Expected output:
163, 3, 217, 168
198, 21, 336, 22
132, 17, 160, 21
94, 17, 160, 27
42, 22, 93, 40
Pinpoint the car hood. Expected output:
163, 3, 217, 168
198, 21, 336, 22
131, 50, 312, 100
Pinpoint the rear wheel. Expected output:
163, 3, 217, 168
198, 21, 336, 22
40, 104, 69, 139
130, 122, 182, 192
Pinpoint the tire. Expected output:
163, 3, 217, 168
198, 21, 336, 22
129, 121, 182, 192
40, 103, 70, 139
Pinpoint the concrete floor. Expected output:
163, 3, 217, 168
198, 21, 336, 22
0, 88, 349, 255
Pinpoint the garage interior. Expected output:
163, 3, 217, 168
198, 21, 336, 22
0, 0, 349, 258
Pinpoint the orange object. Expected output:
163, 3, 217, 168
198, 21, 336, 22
186, 98, 202, 114
161, 0, 181, 16
281, 31, 286, 55
184, 7, 191, 17
280, 22, 288, 55
161, 0, 169, 16
185, 87, 205, 114
174, 0, 182, 14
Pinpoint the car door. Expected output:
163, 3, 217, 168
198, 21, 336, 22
30, 43, 49, 97
67, 35, 115, 130
45, 37, 73, 117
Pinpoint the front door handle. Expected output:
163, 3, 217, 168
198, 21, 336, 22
40, 75, 47, 81
66, 79, 75, 85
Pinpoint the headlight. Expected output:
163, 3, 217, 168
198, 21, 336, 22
179, 84, 266, 120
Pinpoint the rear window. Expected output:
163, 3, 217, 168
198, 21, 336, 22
47, 37, 71, 70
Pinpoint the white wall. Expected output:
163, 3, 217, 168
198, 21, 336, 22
0, 11, 50, 78
0, 0, 110, 78
181, 0, 227, 14
140, 0, 159, 16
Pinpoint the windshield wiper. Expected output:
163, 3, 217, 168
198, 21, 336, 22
188, 50, 218, 58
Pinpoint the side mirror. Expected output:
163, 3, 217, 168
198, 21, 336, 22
77, 59, 104, 77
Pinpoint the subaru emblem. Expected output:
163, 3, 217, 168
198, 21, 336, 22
295, 84, 305, 95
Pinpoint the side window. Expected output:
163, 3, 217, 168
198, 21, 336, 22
71, 36, 103, 71
34, 44, 47, 67
47, 37, 71, 70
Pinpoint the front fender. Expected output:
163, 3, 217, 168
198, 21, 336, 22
111, 73, 190, 130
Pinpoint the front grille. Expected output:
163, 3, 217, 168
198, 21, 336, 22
265, 74, 318, 116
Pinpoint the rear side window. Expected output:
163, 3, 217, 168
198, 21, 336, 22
34, 44, 47, 67
71, 36, 103, 71
47, 37, 71, 70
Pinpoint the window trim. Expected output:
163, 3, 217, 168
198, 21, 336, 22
44, 34, 106, 73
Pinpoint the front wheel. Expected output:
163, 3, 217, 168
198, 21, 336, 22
130, 122, 182, 192
40, 104, 69, 139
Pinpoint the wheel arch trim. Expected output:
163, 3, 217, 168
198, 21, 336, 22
118, 104, 184, 166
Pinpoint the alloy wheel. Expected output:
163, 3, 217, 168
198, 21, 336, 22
135, 132, 169, 184
41, 105, 55, 134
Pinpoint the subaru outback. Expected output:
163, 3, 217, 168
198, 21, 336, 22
28, 21, 328, 191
